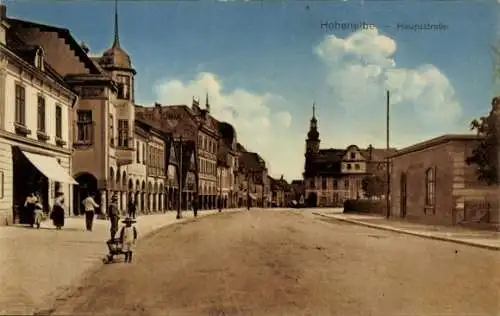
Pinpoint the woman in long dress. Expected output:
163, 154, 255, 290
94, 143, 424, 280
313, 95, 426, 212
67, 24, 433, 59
51, 193, 65, 230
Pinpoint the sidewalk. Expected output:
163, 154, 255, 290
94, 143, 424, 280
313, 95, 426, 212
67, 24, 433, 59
0, 208, 243, 315
314, 211, 500, 251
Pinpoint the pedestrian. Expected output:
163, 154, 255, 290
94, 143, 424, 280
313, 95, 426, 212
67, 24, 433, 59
119, 217, 138, 263
51, 192, 65, 230
24, 192, 37, 227
192, 197, 198, 217
108, 194, 120, 240
127, 196, 137, 219
82, 193, 99, 231
33, 202, 44, 229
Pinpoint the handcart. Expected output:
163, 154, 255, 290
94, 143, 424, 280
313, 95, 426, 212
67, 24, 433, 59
102, 239, 125, 264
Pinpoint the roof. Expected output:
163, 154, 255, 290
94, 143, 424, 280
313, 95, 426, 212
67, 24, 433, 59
239, 151, 266, 172
236, 142, 247, 153
218, 121, 236, 149
3, 26, 75, 95
136, 104, 198, 140
304, 146, 397, 177
390, 134, 483, 158
7, 18, 102, 74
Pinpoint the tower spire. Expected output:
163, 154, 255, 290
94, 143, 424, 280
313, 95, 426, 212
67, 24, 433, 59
312, 101, 316, 118
206, 92, 210, 112
113, 0, 120, 47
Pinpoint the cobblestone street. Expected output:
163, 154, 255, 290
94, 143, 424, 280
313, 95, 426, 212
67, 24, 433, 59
52, 209, 499, 316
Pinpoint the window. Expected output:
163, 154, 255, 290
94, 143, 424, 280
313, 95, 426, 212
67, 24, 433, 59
37, 95, 46, 132
355, 164, 360, 170
350, 152, 356, 159
109, 115, 114, 146
347, 163, 352, 170
322, 177, 327, 190
117, 120, 129, 147
344, 179, 349, 189
116, 75, 131, 100
425, 167, 436, 207
309, 179, 315, 189
142, 144, 146, 164
333, 179, 338, 190
15, 84, 26, 125
76, 110, 93, 143
55, 105, 62, 138
136, 141, 140, 163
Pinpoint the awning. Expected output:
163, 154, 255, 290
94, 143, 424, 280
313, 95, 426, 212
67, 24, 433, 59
248, 193, 257, 200
22, 151, 78, 185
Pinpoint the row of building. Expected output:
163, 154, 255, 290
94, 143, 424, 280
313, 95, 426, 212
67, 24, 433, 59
302, 97, 500, 227
0, 3, 293, 225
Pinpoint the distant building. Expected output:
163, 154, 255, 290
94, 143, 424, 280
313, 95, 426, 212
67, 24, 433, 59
390, 134, 499, 226
290, 180, 305, 204
303, 103, 396, 207
238, 146, 269, 208
269, 175, 290, 207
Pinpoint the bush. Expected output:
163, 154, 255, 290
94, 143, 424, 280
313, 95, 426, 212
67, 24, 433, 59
343, 199, 387, 214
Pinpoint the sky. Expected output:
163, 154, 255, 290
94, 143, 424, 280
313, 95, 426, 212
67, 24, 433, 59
5, 0, 499, 181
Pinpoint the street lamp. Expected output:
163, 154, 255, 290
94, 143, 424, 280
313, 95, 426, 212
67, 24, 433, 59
218, 167, 222, 212
176, 135, 183, 220
247, 170, 251, 210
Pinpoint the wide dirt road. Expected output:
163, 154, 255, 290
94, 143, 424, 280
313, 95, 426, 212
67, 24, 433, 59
53, 210, 500, 316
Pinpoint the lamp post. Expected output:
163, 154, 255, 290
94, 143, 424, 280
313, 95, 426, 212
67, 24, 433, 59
176, 135, 183, 220
247, 171, 251, 210
218, 168, 222, 212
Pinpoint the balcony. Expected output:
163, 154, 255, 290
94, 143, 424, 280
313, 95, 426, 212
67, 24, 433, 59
116, 138, 135, 166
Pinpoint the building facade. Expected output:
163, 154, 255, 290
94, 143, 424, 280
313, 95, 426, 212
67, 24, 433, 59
0, 6, 78, 224
6, 4, 141, 215
390, 134, 499, 226
303, 104, 396, 207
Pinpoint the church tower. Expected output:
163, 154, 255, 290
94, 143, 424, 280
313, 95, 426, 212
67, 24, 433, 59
306, 102, 320, 154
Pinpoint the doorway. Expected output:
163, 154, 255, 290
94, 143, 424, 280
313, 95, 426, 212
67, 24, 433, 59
74, 173, 98, 216
400, 172, 407, 218
12, 148, 49, 224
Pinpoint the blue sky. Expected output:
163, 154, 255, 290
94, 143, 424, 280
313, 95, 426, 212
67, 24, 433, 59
5, 0, 498, 180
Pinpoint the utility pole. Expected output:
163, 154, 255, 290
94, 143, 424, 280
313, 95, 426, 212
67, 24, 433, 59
386, 90, 391, 219
176, 136, 183, 219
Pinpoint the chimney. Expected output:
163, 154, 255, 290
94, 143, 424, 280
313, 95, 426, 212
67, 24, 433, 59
192, 96, 200, 112
368, 144, 374, 161
0, 2, 6, 21
80, 42, 90, 54
280, 174, 284, 181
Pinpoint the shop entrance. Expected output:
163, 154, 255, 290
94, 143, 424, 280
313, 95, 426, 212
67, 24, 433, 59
12, 148, 49, 224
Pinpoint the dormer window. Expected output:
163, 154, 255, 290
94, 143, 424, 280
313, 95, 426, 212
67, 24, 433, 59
34, 48, 45, 71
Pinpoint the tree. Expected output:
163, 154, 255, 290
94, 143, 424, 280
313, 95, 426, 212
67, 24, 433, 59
465, 97, 499, 186
362, 174, 387, 198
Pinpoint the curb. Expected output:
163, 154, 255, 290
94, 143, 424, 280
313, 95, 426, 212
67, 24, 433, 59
313, 212, 500, 252
33, 209, 243, 316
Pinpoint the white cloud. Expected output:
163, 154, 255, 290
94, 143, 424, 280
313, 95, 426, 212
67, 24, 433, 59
315, 28, 464, 148
154, 73, 302, 180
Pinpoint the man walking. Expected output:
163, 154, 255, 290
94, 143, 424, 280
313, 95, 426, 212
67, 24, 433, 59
127, 196, 137, 219
82, 193, 99, 231
108, 194, 120, 240
192, 196, 198, 218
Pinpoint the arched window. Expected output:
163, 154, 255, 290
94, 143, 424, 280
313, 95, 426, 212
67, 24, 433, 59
425, 167, 436, 209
